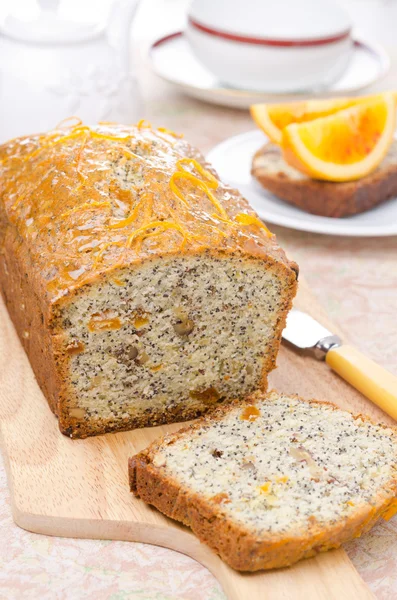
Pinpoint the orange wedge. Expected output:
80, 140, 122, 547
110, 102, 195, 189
281, 93, 397, 182
250, 96, 380, 145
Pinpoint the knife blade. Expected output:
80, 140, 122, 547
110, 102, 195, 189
282, 309, 341, 356
282, 309, 397, 420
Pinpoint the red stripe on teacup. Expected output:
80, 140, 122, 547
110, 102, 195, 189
188, 17, 351, 47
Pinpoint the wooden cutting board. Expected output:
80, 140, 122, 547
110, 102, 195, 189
0, 277, 391, 600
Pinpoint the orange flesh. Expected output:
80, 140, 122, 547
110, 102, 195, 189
266, 98, 366, 132
240, 405, 261, 421
133, 316, 149, 329
88, 312, 122, 332
295, 102, 387, 165
260, 482, 272, 493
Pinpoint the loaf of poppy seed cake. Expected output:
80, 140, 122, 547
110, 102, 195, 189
129, 391, 397, 571
0, 121, 297, 438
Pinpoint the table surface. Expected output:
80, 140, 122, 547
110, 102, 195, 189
1, 1, 397, 598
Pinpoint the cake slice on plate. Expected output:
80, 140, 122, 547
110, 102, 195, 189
252, 141, 397, 218
251, 93, 397, 217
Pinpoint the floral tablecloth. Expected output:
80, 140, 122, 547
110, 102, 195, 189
1, 1, 397, 598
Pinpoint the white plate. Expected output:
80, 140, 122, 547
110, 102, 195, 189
149, 32, 390, 109
206, 130, 397, 237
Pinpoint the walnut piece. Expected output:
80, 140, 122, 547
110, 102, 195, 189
173, 318, 195, 337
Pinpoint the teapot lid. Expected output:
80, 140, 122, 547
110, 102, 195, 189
188, 0, 351, 43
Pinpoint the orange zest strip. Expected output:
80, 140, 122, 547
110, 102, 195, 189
234, 213, 273, 237
169, 173, 191, 206
157, 127, 183, 138
61, 201, 111, 218
176, 158, 219, 189
93, 241, 125, 268
126, 220, 188, 248
51, 126, 91, 146
109, 192, 153, 230
75, 132, 89, 177
113, 145, 143, 161
170, 170, 228, 219
210, 212, 239, 228
109, 208, 141, 230
55, 124, 133, 146
15, 127, 87, 163
89, 130, 131, 143
36, 126, 132, 157
133, 229, 178, 252
136, 119, 152, 129
13, 123, 133, 169
56, 116, 83, 130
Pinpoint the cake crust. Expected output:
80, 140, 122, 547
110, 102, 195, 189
129, 392, 397, 571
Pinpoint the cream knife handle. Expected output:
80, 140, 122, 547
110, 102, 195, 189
326, 344, 397, 420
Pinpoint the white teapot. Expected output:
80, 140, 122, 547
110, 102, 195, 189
0, 0, 142, 141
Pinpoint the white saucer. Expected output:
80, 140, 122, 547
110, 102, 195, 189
206, 131, 397, 237
149, 32, 390, 109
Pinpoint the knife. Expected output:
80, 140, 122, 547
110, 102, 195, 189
282, 309, 397, 420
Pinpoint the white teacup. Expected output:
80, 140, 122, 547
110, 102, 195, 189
186, 0, 353, 93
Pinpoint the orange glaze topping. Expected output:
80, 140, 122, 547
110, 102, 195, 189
0, 121, 276, 302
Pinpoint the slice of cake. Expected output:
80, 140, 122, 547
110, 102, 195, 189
251, 141, 397, 218
0, 122, 297, 438
129, 391, 397, 571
